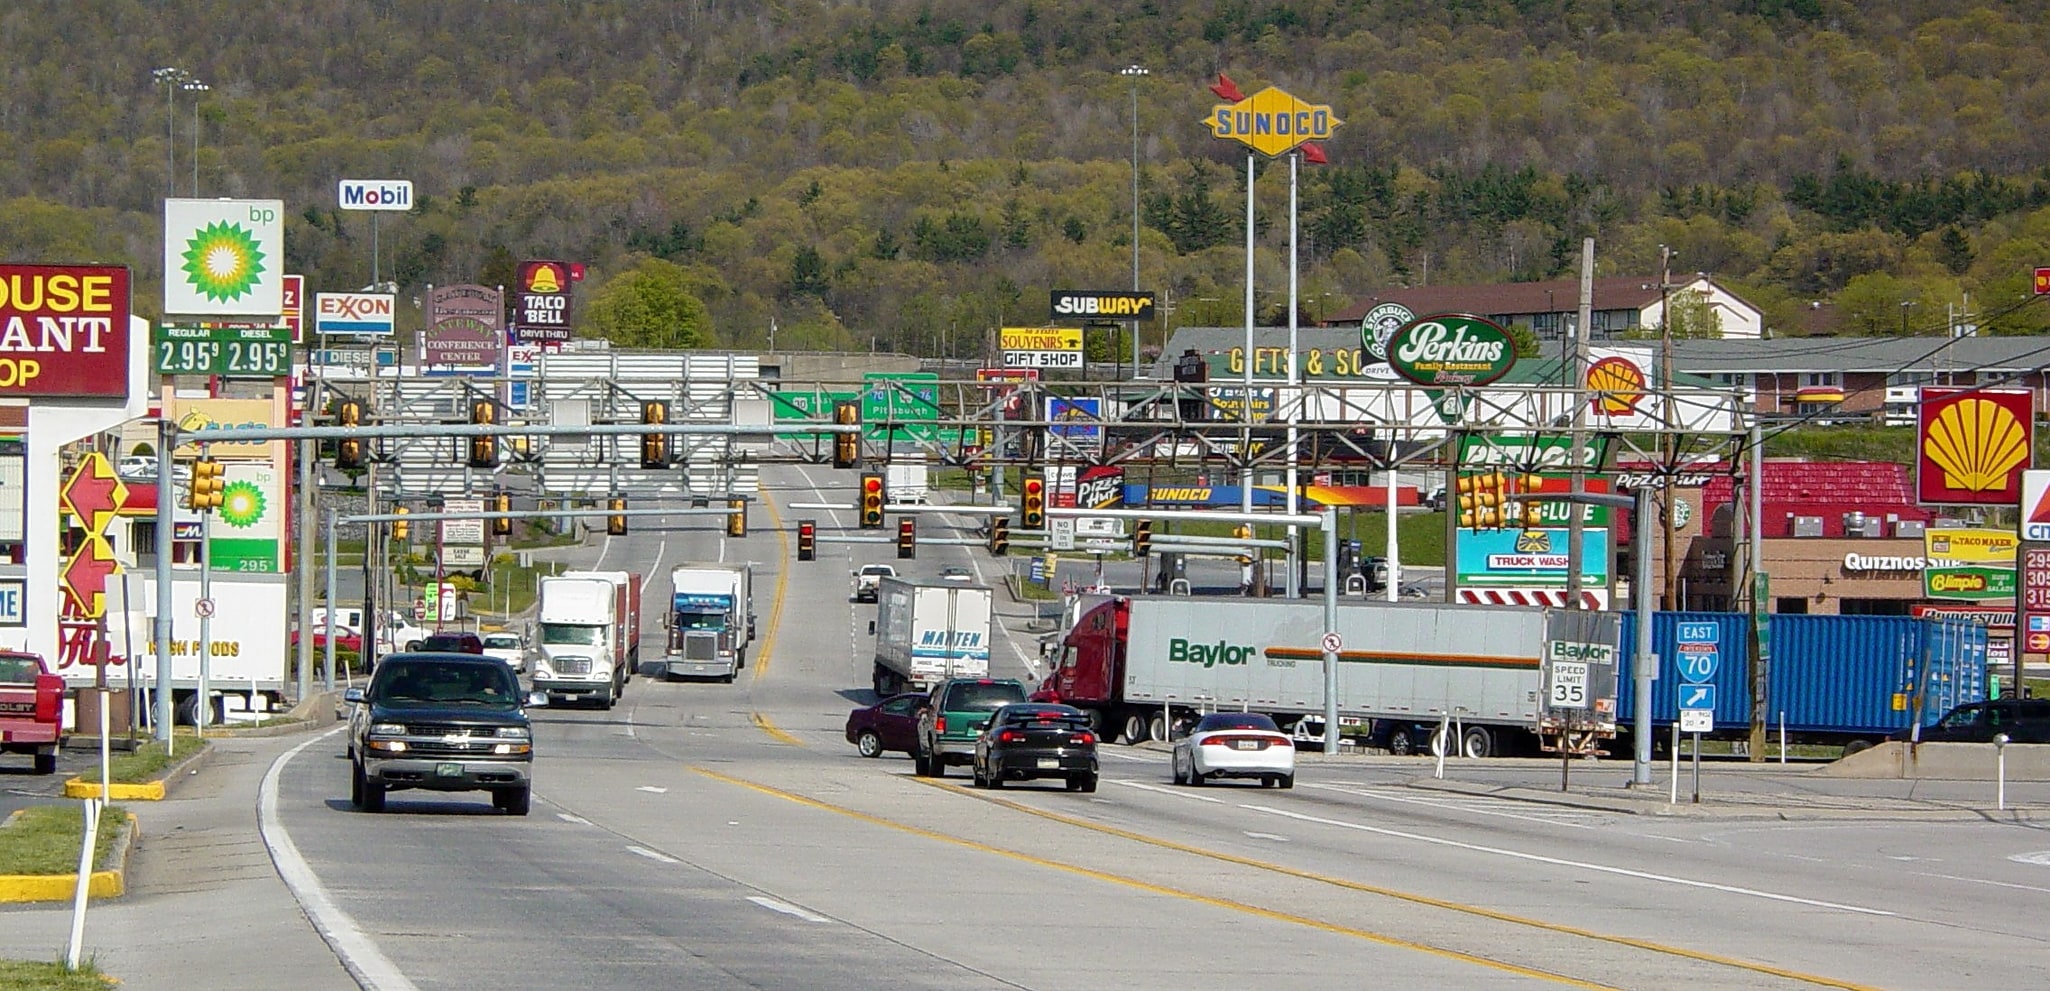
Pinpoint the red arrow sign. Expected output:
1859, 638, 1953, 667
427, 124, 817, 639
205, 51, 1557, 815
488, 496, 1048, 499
60, 535, 119, 619
60, 453, 128, 535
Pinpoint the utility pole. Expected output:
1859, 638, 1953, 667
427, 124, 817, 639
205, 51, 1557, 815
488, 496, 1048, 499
1567, 239, 1594, 610
1658, 244, 1680, 611
1122, 64, 1148, 379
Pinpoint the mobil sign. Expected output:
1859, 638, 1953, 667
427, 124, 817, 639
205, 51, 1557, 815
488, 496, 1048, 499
313, 292, 396, 336
337, 179, 414, 211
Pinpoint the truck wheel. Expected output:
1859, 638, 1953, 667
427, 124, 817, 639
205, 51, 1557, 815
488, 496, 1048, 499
1123, 714, 1149, 745
495, 786, 531, 816
857, 731, 885, 758
1842, 739, 1876, 757
32, 750, 56, 776
1460, 726, 1494, 759
1387, 727, 1416, 756
1149, 713, 1168, 743
913, 749, 933, 776
1089, 709, 1117, 744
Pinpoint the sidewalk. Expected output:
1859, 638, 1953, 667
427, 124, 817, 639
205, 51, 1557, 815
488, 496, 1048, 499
0, 729, 356, 990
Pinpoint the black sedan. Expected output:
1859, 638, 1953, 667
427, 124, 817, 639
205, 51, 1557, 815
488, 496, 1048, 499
971, 703, 1098, 792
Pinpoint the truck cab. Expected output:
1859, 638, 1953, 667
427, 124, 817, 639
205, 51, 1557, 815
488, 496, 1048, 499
851, 563, 896, 603
665, 562, 754, 683
0, 652, 65, 774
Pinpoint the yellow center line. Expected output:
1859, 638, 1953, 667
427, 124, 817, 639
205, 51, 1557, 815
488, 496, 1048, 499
749, 483, 791, 686
749, 712, 802, 747
693, 766, 1617, 990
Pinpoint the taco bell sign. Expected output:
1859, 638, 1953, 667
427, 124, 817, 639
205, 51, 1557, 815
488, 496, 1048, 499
337, 179, 414, 211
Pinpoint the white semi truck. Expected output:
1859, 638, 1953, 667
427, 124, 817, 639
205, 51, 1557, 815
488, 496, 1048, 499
663, 562, 755, 682
532, 571, 642, 708
869, 576, 993, 695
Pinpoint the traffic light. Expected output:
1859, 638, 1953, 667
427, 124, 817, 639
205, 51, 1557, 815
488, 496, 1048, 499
1457, 471, 1504, 529
1234, 523, 1253, 566
726, 498, 747, 538
641, 400, 669, 470
832, 400, 860, 470
392, 505, 410, 542
797, 519, 817, 561
1518, 474, 1548, 528
1133, 519, 1153, 557
468, 400, 498, 469
335, 399, 364, 471
859, 473, 885, 529
187, 459, 225, 512
987, 516, 1009, 557
1021, 474, 1045, 529
896, 517, 916, 560
607, 497, 627, 536
491, 491, 512, 537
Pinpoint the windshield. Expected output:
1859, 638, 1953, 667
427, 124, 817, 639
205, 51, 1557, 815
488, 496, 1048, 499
482, 635, 521, 649
861, 566, 893, 576
675, 612, 727, 632
374, 662, 518, 705
0, 656, 38, 684
946, 683, 1026, 711
539, 623, 605, 646
1196, 713, 1281, 733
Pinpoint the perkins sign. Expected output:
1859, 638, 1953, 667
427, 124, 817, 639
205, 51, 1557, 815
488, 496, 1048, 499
1386, 314, 1516, 387
1050, 291, 1154, 322
337, 179, 414, 211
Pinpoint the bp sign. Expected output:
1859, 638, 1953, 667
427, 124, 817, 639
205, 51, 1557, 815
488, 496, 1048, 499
1387, 314, 1516, 387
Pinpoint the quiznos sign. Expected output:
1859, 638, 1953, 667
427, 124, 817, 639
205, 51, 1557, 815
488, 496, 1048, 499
1050, 290, 1155, 322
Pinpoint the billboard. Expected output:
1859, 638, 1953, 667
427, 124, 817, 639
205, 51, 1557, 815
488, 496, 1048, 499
1455, 527, 1611, 587
512, 260, 575, 343
163, 198, 284, 316
1001, 326, 1083, 370
422, 284, 503, 367
1049, 290, 1154, 322
337, 179, 414, 211
1046, 397, 1103, 456
207, 461, 283, 573
0, 265, 131, 398
313, 292, 396, 336
170, 398, 276, 459
1918, 387, 2031, 506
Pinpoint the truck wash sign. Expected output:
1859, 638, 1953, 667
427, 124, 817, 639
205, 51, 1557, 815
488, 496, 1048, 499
0, 265, 130, 398
1205, 86, 1342, 158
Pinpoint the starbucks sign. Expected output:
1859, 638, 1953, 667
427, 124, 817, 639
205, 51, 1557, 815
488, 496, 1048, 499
1361, 302, 1415, 361
1387, 314, 1517, 387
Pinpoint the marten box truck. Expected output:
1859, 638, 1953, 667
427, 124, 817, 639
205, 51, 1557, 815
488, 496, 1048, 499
870, 577, 993, 696
1036, 595, 1621, 758
664, 563, 755, 682
532, 571, 641, 708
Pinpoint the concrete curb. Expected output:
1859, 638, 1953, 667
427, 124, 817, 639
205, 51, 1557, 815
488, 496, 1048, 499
61, 739, 215, 802
0, 810, 137, 902
1400, 776, 2025, 822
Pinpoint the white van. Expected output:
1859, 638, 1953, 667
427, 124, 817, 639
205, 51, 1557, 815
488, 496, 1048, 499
311, 606, 428, 654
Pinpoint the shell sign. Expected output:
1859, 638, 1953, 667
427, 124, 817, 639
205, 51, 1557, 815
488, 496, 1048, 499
1206, 86, 1342, 158
1917, 387, 2032, 505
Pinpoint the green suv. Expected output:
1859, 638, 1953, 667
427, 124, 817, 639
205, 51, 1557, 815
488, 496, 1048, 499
915, 677, 1027, 777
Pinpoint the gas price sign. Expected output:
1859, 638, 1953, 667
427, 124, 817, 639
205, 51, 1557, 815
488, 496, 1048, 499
155, 326, 293, 377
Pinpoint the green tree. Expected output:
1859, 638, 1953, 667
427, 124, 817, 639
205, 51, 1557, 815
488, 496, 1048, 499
582, 258, 713, 348
789, 245, 830, 297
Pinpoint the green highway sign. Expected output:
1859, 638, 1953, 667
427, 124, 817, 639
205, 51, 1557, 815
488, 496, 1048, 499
155, 325, 293, 377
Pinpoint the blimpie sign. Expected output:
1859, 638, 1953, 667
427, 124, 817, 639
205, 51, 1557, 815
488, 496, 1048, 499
0, 265, 130, 398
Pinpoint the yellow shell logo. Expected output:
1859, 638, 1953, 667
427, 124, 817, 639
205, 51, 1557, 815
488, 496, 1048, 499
1586, 356, 1646, 414
1924, 397, 2028, 492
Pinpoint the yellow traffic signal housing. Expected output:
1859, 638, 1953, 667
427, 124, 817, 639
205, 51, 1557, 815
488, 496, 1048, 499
832, 400, 860, 470
491, 491, 512, 537
468, 399, 498, 469
858, 473, 886, 528
607, 497, 627, 536
335, 399, 364, 471
392, 505, 410, 541
987, 516, 1010, 557
726, 498, 747, 538
641, 400, 669, 470
1133, 519, 1153, 557
797, 519, 817, 561
187, 459, 225, 512
1020, 474, 1046, 529
896, 517, 916, 560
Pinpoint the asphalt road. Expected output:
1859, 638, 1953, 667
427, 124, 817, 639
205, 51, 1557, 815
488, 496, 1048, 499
260, 468, 2050, 991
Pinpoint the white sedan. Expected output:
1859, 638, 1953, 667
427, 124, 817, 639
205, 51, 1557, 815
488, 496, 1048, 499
481, 632, 528, 674
1172, 712, 1295, 788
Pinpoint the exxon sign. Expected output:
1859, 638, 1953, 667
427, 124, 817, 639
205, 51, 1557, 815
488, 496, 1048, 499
337, 179, 414, 212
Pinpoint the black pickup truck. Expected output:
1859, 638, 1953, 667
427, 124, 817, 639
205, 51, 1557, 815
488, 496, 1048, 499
346, 654, 533, 815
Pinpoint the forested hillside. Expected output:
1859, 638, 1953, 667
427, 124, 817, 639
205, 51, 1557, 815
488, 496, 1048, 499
7, 0, 2050, 352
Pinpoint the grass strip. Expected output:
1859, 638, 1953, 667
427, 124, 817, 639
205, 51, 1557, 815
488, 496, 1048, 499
0, 959, 112, 989
0, 804, 128, 875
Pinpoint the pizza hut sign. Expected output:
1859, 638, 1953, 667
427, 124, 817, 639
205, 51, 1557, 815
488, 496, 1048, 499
1076, 467, 1125, 510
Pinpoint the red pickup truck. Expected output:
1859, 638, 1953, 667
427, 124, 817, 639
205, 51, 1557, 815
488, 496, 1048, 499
0, 652, 64, 774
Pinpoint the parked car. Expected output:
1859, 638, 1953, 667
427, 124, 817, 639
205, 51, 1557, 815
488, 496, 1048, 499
845, 692, 926, 758
418, 631, 486, 655
116, 456, 190, 482
1890, 699, 2050, 744
972, 703, 1098, 792
344, 653, 532, 815
1173, 711, 1295, 788
851, 563, 896, 602
291, 624, 363, 654
480, 632, 527, 673
915, 677, 1029, 777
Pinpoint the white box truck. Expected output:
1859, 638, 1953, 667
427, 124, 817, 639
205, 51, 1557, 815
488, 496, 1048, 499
532, 571, 642, 708
869, 576, 992, 695
664, 562, 755, 682
1035, 595, 1621, 758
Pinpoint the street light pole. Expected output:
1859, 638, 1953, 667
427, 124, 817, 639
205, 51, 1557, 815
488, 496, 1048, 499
182, 79, 209, 196
151, 67, 187, 201
1121, 64, 1148, 379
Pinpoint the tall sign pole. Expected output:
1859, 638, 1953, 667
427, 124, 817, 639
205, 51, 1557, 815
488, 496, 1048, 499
1567, 238, 1594, 609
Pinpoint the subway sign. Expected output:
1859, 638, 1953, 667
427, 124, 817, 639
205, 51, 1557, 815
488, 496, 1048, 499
1050, 290, 1155, 322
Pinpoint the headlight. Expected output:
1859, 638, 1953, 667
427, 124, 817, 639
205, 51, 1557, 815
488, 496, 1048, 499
370, 722, 408, 736
495, 726, 530, 739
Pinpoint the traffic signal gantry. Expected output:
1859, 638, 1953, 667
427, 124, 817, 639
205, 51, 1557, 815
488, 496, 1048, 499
797, 519, 817, 560
334, 399, 365, 471
832, 401, 860, 470
607, 496, 628, 536
468, 399, 498, 469
1132, 518, 1152, 556
896, 517, 916, 559
491, 491, 512, 536
987, 515, 1009, 556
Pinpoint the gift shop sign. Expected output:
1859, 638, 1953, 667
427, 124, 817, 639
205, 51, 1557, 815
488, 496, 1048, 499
0, 265, 130, 398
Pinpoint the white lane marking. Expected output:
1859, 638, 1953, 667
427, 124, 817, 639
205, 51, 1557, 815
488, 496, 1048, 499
636, 786, 669, 794
1304, 782, 1606, 830
260, 727, 421, 991
1240, 803, 1896, 917
556, 813, 592, 825
641, 542, 666, 596
2008, 851, 2050, 866
1908, 869, 2050, 894
1111, 778, 1223, 803
747, 896, 834, 923
1098, 748, 1163, 763
627, 846, 681, 864
1244, 831, 1290, 842
718, 537, 726, 563
596, 534, 613, 568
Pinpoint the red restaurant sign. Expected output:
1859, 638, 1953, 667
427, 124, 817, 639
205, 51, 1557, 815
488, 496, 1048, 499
0, 265, 131, 398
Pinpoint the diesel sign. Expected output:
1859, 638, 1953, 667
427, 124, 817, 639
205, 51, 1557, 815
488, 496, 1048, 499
1050, 290, 1155, 322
